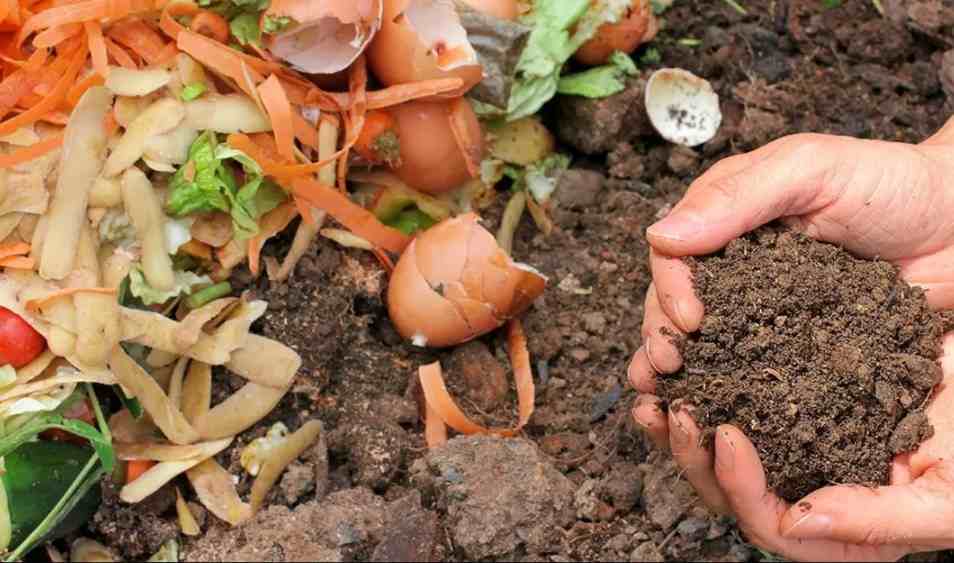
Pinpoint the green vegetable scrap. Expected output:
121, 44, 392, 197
180, 82, 207, 101
128, 264, 212, 306
229, 12, 261, 46
557, 51, 638, 98
185, 281, 233, 309
507, 0, 637, 120
194, 0, 282, 48
167, 131, 287, 240
385, 208, 438, 235
263, 15, 294, 34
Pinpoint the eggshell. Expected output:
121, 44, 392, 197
645, 68, 721, 147
367, 0, 483, 98
390, 99, 484, 195
574, 0, 658, 66
461, 0, 519, 20
265, 0, 383, 75
387, 213, 547, 348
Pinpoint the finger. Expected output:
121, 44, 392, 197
642, 284, 686, 372
668, 406, 730, 514
779, 462, 954, 548
632, 394, 669, 450
909, 333, 954, 477
628, 346, 657, 394
897, 246, 954, 310
647, 134, 847, 257
650, 250, 704, 333
714, 426, 910, 562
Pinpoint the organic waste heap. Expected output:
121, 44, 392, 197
656, 226, 944, 502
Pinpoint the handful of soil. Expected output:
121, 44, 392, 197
656, 226, 944, 502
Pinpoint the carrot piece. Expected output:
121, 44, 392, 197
108, 17, 168, 65
418, 319, 535, 439
0, 70, 38, 117
189, 10, 228, 43
32, 21, 81, 48
104, 36, 136, 68
154, 41, 177, 65
0, 256, 35, 270
0, 42, 85, 136
257, 74, 295, 163
180, 239, 212, 261
353, 109, 395, 164
84, 20, 107, 77
0, 128, 62, 169
424, 399, 447, 449
126, 459, 156, 484
292, 113, 318, 149
177, 30, 263, 98
303, 78, 465, 112
102, 110, 118, 135
0, 241, 30, 259
447, 97, 480, 179
66, 71, 103, 106
247, 202, 298, 276
17, 0, 147, 48
290, 178, 410, 255
25, 286, 116, 313
24, 46, 48, 71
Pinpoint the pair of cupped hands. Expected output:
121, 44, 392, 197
630, 119, 954, 561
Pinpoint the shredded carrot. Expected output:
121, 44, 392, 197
0, 42, 86, 136
102, 110, 118, 135
0, 241, 30, 259
447, 97, 480, 179
177, 30, 262, 98
66, 71, 103, 106
371, 247, 394, 273
0, 70, 38, 116
32, 21, 80, 48
424, 399, 447, 449
154, 41, 177, 65
291, 178, 410, 255
257, 74, 295, 163
247, 202, 298, 276
25, 286, 116, 312
24, 45, 47, 71
189, 10, 227, 43
292, 113, 318, 149
107, 17, 168, 65
17, 0, 155, 49
0, 129, 61, 168
103, 36, 136, 68
180, 239, 212, 261
84, 20, 107, 77
0, 255, 34, 269
126, 459, 156, 484
418, 320, 535, 440
305, 78, 466, 112
353, 109, 395, 164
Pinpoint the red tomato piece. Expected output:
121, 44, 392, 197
0, 306, 46, 368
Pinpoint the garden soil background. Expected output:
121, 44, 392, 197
88, 1, 954, 561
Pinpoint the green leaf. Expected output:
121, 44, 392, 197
231, 178, 287, 240
0, 415, 113, 474
385, 208, 438, 235
821, 0, 841, 7
557, 51, 638, 98
640, 46, 661, 65
180, 83, 207, 101
167, 132, 231, 217
114, 386, 143, 419
128, 264, 212, 306
263, 15, 293, 34
230, 12, 261, 46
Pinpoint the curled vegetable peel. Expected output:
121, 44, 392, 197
387, 213, 546, 348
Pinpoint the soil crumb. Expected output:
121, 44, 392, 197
657, 226, 943, 502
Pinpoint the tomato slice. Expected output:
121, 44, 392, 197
0, 306, 46, 368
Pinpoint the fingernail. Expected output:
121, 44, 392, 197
672, 300, 692, 333
644, 339, 662, 373
715, 429, 735, 472
647, 213, 705, 243
781, 513, 833, 539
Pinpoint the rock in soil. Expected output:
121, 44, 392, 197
657, 226, 943, 502
183, 488, 387, 562
411, 435, 575, 559
554, 77, 654, 155
372, 491, 442, 562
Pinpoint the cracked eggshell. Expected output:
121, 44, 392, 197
368, 0, 483, 98
645, 68, 722, 147
265, 0, 383, 75
387, 213, 546, 348
574, 0, 658, 66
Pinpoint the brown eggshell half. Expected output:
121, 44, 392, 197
387, 213, 547, 348
574, 0, 658, 67
367, 0, 483, 98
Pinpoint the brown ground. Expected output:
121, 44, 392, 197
88, 1, 954, 562
656, 226, 943, 502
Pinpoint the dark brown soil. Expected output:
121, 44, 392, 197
656, 226, 944, 502
90, 1, 954, 562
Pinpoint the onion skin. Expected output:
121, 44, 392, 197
574, 0, 658, 66
461, 0, 519, 20
367, 0, 483, 98
387, 213, 546, 348
390, 99, 484, 195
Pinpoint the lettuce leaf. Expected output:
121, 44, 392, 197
230, 12, 261, 46
557, 51, 638, 98
167, 132, 288, 240
128, 264, 212, 306
506, 0, 635, 120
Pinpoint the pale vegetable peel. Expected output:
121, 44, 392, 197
249, 420, 322, 512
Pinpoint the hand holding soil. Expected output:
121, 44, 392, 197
630, 120, 954, 561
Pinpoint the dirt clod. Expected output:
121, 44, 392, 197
657, 227, 943, 502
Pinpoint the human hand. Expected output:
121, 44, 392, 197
629, 120, 954, 560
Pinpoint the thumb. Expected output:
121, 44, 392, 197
779, 462, 954, 549
647, 134, 849, 256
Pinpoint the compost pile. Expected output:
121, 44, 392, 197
657, 226, 944, 502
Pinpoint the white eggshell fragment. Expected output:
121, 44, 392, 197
645, 68, 722, 147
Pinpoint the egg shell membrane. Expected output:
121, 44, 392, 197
266, 0, 383, 75
401, 0, 479, 71
645, 68, 722, 147
387, 238, 476, 347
